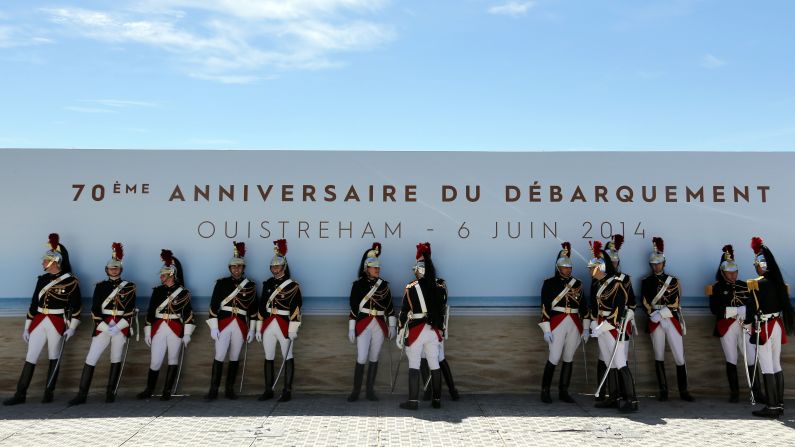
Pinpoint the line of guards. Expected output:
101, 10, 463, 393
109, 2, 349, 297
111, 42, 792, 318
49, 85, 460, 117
2, 234, 792, 418
2, 235, 457, 411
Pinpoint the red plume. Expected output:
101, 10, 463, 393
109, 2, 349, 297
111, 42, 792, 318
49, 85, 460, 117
416, 242, 431, 260
590, 240, 603, 258
722, 244, 734, 260
751, 237, 764, 255
234, 241, 246, 258
612, 234, 624, 251
48, 233, 60, 250
274, 239, 288, 256
652, 237, 664, 254
160, 249, 174, 267
112, 242, 124, 260
561, 242, 571, 254
372, 242, 381, 256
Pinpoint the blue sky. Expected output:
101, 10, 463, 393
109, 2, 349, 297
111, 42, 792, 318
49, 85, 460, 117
1, 0, 793, 151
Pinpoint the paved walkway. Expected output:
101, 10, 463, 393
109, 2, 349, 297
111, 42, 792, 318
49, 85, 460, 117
0, 393, 793, 446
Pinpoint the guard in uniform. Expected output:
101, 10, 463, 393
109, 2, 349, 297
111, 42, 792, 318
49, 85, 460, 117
397, 242, 445, 410
539, 242, 589, 403
205, 242, 258, 400
594, 234, 636, 403
641, 237, 693, 402
4, 234, 82, 405
420, 271, 460, 402
347, 243, 395, 402
138, 250, 195, 401
69, 242, 137, 405
707, 244, 762, 403
255, 239, 302, 402
744, 237, 794, 418
588, 241, 638, 413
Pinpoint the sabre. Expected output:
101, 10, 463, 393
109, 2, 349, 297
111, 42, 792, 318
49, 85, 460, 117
388, 332, 394, 391
172, 341, 187, 395
581, 340, 589, 385
273, 339, 293, 391
47, 309, 72, 390
739, 318, 754, 405
595, 314, 628, 397
113, 308, 139, 396
239, 316, 250, 393
391, 325, 407, 393
751, 315, 761, 391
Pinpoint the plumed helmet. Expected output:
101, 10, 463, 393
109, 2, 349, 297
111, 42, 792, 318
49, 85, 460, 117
649, 237, 665, 264
271, 239, 288, 267
107, 242, 124, 269
230, 241, 246, 266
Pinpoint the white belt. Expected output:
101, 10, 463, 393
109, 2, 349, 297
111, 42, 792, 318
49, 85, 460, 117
653, 305, 668, 310
552, 306, 578, 314
266, 307, 290, 316
409, 312, 426, 319
360, 307, 385, 316
37, 307, 64, 315
761, 312, 780, 321
101, 309, 125, 317
599, 310, 612, 317
155, 313, 181, 320
220, 306, 247, 315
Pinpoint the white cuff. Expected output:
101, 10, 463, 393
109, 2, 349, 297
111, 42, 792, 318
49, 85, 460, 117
24, 319, 31, 331
255, 320, 262, 333
144, 325, 151, 337
97, 321, 110, 332
69, 318, 81, 330
115, 318, 129, 330
184, 323, 196, 336
288, 321, 301, 333
538, 321, 551, 334
348, 319, 356, 331
206, 317, 219, 330
388, 316, 397, 327
583, 319, 591, 329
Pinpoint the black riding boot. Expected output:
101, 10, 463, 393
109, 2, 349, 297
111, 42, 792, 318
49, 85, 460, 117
161, 365, 179, 401
595, 369, 619, 408
42, 359, 60, 403
540, 361, 556, 403
439, 359, 460, 400
420, 358, 431, 401
726, 363, 739, 403
3, 362, 35, 406
655, 361, 668, 401
225, 361, 240, 400
431, 368, 442, 409
595, 360, 607, 402
559, 362, 575, 403
775, 371, 784, 415
752, 374, 782, 418
259, 360, 275, 401
106, 362, 122, 403
399, 368, 420, 410
347, 362, 365, 402
137, 369, 159, 399
205, 360, 223, 400
277, 359, 294, 402
749, 364, 765, 404
676, 364, 694, 401
365, 361, 379, 401
618, 366, 639, 413
68, 364, 95, 406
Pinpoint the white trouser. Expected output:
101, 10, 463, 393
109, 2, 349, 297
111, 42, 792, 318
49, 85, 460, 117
650, 318, 686, 365
215, 322, 245, 362
85, 331, 127, 365
757, 323, 783, 374
547, 317, 581, 365
597, 330, 627, 369
356, 319, 384, 364
262, 320, 293, 361
26, 317, 62, 363
407, 325, 440, 370
150, 323, 182, 370
719, 320, 756, 366
421, 340, 446, 361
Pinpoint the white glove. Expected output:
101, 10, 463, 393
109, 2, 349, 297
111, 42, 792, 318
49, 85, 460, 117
543, 332, 553, 344
182, 335, 191, 346
256, 331, 262, 342
64, 327, 76, 341
624, 308, 635, 320
650, 311, 662, 323
348, 329, 355, 344
388, 326, 396, 340
288, 331, 298, 340
210, 328, 220, 341
108, 320, 117, 327
144, 326, 152, 347
107, 325, 121, 336
591, 325, 602, 338
737, 305, 747, 320
22, 330, 30, 343
247, 330, 255, 343
581, 327, 590, 341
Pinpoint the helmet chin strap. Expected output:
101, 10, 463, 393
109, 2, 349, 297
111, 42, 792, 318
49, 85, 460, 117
44, 259, 55, 271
